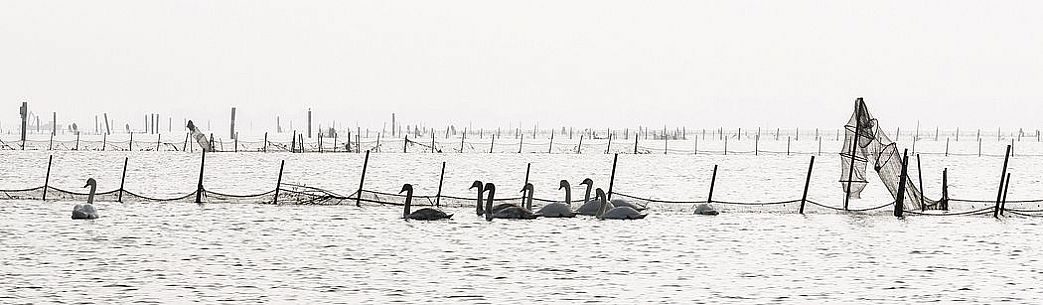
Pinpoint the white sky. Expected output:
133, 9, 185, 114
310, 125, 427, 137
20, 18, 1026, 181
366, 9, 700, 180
1, 1, 1041, 132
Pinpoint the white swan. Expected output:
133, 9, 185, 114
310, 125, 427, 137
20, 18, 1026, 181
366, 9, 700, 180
536, 180, 576, 218
401, 184, 452, 220
472, 180, 517, 216
595, 188, 647, 220
694, 203, 720, 216
484, 183, 537, 220
72, 178, 100, 220
575, 178, 611, 216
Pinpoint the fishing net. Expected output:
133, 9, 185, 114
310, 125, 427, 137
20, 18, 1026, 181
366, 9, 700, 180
840, 98, 941, 211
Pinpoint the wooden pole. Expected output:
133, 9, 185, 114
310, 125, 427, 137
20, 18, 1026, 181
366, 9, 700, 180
291, 130, 297, 153
129, 132, 134, 151
894, 149, 909, 218
264, 132, 268, 152
518, 134, 523, 153
799, 156, 814, 214
755, 134, 759, 156
460, 133, 465, 153
102, 133, 107, 151
118, 157, 128, 202
993, 145, 1011, 218
403, 135, 409, 153
356, 150, 370, 207
941, 168, 949, 210
42, 155, 53, 200
490, 135, 495, 153
195, 150, 206, 204
844, 98, 864, 211
75, 133, 80, 150
273, 160, 285, 205
577, 135, 583, 154
607, 153, 618, 200
435, 161, 446, 207
549, 132, 554, 153
707, 164, 718, 203
917, 154, 925, 211
523, 163, 531, 188
156, 134, 162, 151
1000, 173, 1011, 216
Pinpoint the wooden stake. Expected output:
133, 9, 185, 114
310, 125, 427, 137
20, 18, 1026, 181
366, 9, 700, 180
607, 154, 618, 200
195, 150, 206, 204
118, 157, 128, 202
273, 160, 285, 205
799, 156, 814, 214
356, 150, 370, 207
707, 164, 718, 203
435, 161, 446, 207
42, 155, 53, 200
993, 145, 1011, 218
894, 149, 909, 218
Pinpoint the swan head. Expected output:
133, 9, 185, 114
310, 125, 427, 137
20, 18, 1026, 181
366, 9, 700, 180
519, 183, 533, 194
469, 180, 483, 190
580, 178, 593, 186
399, 183, 413, 194
83, 178, 96, 188
559, 180, 569, 190
186, 120, 197, 131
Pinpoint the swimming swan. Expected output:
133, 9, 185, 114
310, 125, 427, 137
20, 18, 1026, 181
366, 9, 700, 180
694, 203, 720, 216
576, 178, 611, 216
401, 184, 452, 220
72, 178, 100, 220
595, 188, 647, 220
536, 180, 576, 218
484, 183, 537, 220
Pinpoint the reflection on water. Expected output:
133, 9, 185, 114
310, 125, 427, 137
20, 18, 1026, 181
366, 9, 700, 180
1, 201, 1040, 304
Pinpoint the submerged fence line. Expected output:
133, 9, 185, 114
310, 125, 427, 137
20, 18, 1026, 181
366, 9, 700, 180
2, 152, 1042, 218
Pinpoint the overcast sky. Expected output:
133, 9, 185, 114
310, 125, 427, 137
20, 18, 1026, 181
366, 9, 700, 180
1, 1, 1041, 132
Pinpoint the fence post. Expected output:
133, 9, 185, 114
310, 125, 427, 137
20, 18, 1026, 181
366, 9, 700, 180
707, 164, 718, 203
607, 153, 618, 200
42, 155, 53, 200
993, 145, 1011, 218
549, 132, 554, 153
273, 160, 285, 204
75, 133, 80, 150
194, 150, 206, 203
945, 138, 949, 156
755, 134, 759, 156
724, 137, 728, 155
633, 134, 638, 154
577, 135, 583, 154
156, 134, 162, 151
404, 135, 409, 153
916, 154, 925, 211
489, 135, 495, 153
102, 133, 107, 151
49, 132, 53, 150
894, 149, 909, 218
129, 132, 134, 151
1000, 173, 1011, 216
518, 134, 523, 153
605, 134, 611, 154
356, 150, 370, 207
799, 156, 815, 214
435, 161, 446, 207
264, 132, 268, 152
118, 157, 128, 202
291, 130, 297, 153
523, 163, 532, 189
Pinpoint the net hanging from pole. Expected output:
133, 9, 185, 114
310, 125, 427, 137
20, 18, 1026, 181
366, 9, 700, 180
840, 98, 940, 210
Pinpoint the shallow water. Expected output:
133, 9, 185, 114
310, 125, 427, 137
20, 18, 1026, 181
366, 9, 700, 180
2, 148, 1043, 303
2, 202, 1041, 304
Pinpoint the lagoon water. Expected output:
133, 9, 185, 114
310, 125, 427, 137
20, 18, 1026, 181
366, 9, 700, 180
2, 144, 1043, 304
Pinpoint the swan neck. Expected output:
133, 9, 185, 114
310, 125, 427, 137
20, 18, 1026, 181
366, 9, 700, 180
484, 188, 495, 221
403, 190, 412, 218
584, 185, 592, 203
87, 184, 96, 204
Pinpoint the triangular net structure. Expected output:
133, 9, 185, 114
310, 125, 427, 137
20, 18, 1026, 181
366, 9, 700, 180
840, 98, 941, 211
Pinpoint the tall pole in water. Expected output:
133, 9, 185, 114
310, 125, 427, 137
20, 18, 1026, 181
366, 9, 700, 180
19, 102, 27, 150
307, 108, 312, 138
843, 98, 864, 211
230, 107, 237, 139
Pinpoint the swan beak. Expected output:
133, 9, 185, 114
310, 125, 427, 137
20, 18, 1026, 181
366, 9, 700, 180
82, 183, 89, 188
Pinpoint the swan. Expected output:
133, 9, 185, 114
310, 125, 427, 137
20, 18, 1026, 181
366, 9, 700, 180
609, 198, 647, 212
536, 180, 576, 218
400, 184, 452, 220
575, 178, 611, 216
595, 188, 647, 220
484, 183, 537, 220
694, 203, 720, 216
72, 178, 100, 220
472, 180, 520, 216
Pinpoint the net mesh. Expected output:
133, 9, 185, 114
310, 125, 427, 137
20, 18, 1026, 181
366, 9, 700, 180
840, 99, 940, 211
